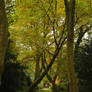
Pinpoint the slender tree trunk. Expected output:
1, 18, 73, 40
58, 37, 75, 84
41, 53, 59, 92
64, 0, 78, 92
35, 55, 40, 81
28, 49, 60, 92
34, 54, 40, 91
0, 0, 8, 86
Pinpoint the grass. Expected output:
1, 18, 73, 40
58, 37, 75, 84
38, 88, 52, 92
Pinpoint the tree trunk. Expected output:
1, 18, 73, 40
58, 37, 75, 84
35, 55, 40, 81
34, 54, 40, 91
28, 49, 60, 92
64, 0, 78, 92
41, 54, 59, 92
0, 0, 8, 86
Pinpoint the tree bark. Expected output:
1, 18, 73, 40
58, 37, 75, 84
35, 55, 40, 81
0, 0, 8, 86
64, 0, 78, 92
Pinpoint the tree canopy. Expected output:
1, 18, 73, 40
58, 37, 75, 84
0, 0, 92, 92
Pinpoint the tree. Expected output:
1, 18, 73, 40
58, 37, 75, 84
64, 0, 78, 92
0, 0, 8, 86
75, 38, 92, 92
1, 39, 31, 92
10, 1, 66, 92
4, 0, 91, 92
